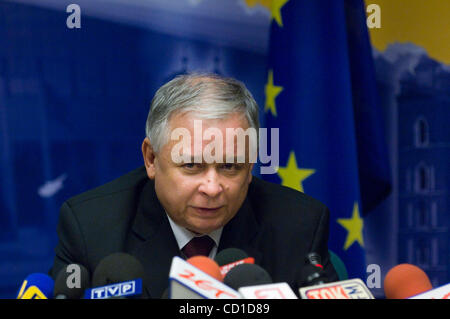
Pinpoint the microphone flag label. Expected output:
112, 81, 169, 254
17, 281, 48, 299
84, 279, 142, 299
239, 282, 298, 299
409, 283, 450, 299
169, 256, 241, 299
299, 278, 374, 299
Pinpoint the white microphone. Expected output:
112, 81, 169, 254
239, 282, 298, 299
408, 283, 450, 299
298, 278, 374, 299
168, 256, 241, 299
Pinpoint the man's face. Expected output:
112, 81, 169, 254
142, 111, 254, 234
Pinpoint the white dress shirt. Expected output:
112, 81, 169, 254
166, 213, 223, 259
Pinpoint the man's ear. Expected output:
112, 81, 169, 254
142, 137, 156, 179
247, 163, 254, 184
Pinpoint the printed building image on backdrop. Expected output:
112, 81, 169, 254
367, 0, 450, 287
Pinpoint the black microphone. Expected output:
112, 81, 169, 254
214, 248, 249, 266
298, 252, 329, 287
160, 288, 169, 299
306, 252, 323, 268
89, 252, 149, 299
53, 264, 91, 299
223, 263, 272, 290
214, 248, 256, 277
296, 253, 375, 299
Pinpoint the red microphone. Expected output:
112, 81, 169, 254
383, 264, 432, 299
187, 256, 224, 282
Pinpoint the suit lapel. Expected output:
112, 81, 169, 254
128, 180, 180, 299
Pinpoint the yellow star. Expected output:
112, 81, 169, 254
337, 202, 364, 250
271, 0, 289, 27
277, 151, 315, 192
264, 69, 283, 117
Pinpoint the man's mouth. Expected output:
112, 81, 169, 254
192, 206, 224, 214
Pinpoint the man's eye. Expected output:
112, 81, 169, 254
221, 164, 241, 171
182, 163, 202, 170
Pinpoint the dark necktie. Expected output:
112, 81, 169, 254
182, 236, 215, 259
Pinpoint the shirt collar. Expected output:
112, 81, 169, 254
166, 213, 223, 250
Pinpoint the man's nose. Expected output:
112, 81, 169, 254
198, 170, 223, 198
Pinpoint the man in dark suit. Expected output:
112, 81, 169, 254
50, 73, 338, 298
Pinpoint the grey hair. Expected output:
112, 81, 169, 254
145, 73, 260, 152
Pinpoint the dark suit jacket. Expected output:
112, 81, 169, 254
49, 166, 338, 298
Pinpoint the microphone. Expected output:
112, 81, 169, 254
219, 257, 297, 299
187, 256, 224, 282
409, 283, 450, 299
298, 278, 374, 299
215, 248, 248, 266
298, 252, 329, 287
297, 252, 373, 299
214, 248, 255, 277
161, 288, 169, 299
238, 282, 298, 299
169, 256, 241, 299
53, 264, 91, 299
306, 252, 323, 267
223, 263, 272, 291
383, 264, 433, 299
85, 252, 148, 299
17, 273, 54, 299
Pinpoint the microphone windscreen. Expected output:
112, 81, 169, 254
54, 264, 90, 299
384, 264, 432, 299
161, 288, 169, 299
92, 252, 147, 288
224, 263, 272, 290
214, 248, 248, 266
298, 264, 328, 287
187, 256, 223, 282
17, 273, 54, 299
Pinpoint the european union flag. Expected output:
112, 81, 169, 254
262, 0, 390, 280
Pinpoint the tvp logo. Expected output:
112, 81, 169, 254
84, 279, 142, 299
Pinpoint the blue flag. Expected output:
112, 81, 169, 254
344, 0, 391, 215
261, 0, 389, 280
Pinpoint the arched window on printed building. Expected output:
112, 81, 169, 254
414, 117, 429, 148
